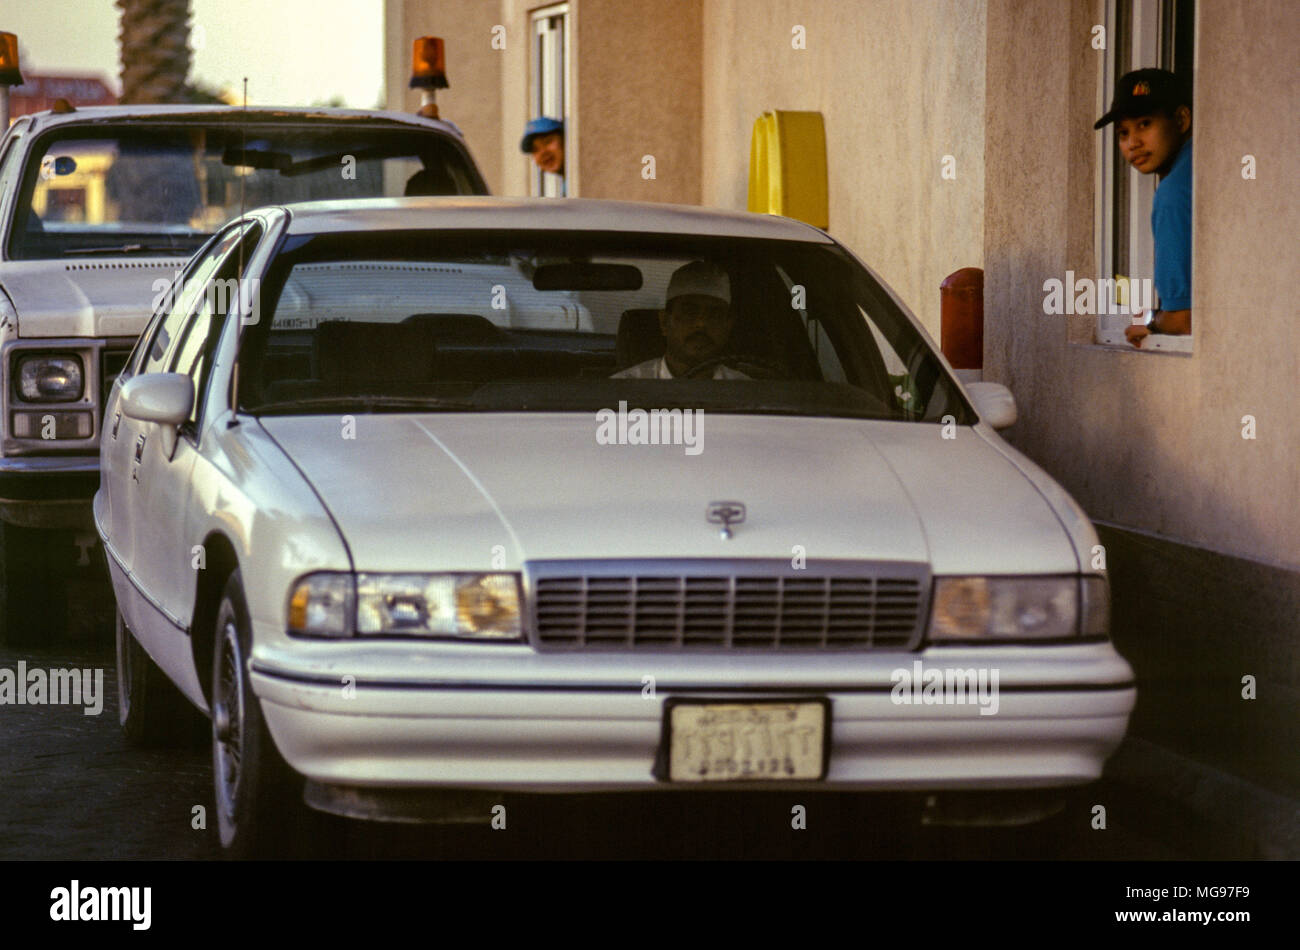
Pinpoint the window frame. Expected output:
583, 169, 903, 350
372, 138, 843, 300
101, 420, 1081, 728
1093, 0, 1196, 353
529, 2, 571, 198
169, 223, 264, 438
137, 224, 246, 378
0, 118, 32, 255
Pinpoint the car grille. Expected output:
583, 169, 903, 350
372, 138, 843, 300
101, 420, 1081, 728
527, 560, 928, 650
100, 347, 132, 411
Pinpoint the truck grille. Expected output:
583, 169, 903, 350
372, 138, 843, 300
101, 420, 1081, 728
528, 560, 928, 650
100, 348, 132, 410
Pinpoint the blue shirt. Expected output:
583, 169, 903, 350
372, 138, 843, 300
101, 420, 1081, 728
1151, 140, 1192, 311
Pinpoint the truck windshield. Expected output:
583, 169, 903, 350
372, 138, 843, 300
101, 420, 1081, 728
7, 124, 484, 260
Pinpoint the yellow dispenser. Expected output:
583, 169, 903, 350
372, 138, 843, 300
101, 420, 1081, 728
747, 110, 828, 230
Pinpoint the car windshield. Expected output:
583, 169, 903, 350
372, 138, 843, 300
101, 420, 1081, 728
238, 229, 974, 423
8, 124, 483, 260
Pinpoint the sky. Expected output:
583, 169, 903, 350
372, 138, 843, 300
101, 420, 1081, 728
4, 0, 386, 107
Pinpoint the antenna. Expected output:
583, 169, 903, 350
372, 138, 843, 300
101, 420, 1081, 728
238, 77, 247, 274
231, 77, 250, 420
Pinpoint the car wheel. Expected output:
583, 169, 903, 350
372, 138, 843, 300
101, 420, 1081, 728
116, 608, 201, 747
211, 569, 306, 858
0, 523, 65, 646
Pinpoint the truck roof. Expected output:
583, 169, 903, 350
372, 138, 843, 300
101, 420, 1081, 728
11, 104, 469, 142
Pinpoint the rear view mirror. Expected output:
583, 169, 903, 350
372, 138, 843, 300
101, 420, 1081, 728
532, 262, 643, 291
40, 156, 78, 178
222, 145, 292, 171
966, 381, 1017, 430
120, 373, 193, 458
121, 373, 193, 426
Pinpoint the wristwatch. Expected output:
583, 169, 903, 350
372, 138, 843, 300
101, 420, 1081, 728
1144, 310, 1162, 333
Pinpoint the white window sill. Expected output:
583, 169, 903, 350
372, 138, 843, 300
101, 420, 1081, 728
1089, 329, 1194, 354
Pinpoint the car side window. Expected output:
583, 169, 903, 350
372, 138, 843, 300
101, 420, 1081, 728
124, 235, 213, 378
168, 224, 263, 429
124, 260, 195, 378
139, 225, 246, 376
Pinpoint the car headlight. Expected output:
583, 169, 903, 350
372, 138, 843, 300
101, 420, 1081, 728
357, 573, 521, 639
287, 573, 355, 638
16, 355, 84, 402
287, 572, 522, 640
927, 575, 1107, 641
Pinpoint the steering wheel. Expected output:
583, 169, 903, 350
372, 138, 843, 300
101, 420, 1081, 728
680, 354, 786, 380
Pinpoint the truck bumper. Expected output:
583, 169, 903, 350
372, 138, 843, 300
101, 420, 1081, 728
0, 456, 99, 529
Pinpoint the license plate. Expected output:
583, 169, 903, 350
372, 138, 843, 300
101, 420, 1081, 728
662, 699, 828, 782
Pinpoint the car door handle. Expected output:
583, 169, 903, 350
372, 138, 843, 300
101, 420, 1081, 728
134, 433, 146, 462
112, 411, 121, 439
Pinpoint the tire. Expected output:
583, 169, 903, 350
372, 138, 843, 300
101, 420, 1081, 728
211, 569, 310, 858
0, 523, 67, 646
115, 608, 202, 748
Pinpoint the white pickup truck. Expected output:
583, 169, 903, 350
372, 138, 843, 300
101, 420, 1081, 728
0, 104, 488, 643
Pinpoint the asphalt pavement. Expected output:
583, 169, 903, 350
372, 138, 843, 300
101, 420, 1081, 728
0, 636, 1237, 861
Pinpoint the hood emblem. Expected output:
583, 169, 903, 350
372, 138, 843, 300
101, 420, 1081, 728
707, 501, 746, 540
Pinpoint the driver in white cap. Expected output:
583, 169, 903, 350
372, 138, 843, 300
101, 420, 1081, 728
613, 260, 750, 379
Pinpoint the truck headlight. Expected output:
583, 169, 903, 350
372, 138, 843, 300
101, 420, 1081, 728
927, 575, 1105, 641
287, 571, 523, 640
16, 355, 84, 402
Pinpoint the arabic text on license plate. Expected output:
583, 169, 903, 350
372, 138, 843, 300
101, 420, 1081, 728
667, 701, 825, 782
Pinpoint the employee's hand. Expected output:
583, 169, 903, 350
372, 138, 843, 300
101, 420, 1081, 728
1126, 311, 1154, 348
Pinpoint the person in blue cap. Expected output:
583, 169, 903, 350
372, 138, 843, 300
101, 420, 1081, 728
521, 116, 565, 180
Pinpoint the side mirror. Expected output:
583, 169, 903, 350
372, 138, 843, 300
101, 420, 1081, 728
966, 381, 1017, 430
120, 373, 193, 458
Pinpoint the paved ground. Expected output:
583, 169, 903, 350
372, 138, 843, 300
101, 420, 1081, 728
1, 641, 212, 860
0, 637, 1246, 860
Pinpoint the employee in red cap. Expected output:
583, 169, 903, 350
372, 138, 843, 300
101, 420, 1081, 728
521, 117, 566, 191
1094, 68, 1193, 347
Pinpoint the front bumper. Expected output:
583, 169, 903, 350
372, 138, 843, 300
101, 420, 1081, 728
250, 642, 1136, 799
0, 455, 99, 529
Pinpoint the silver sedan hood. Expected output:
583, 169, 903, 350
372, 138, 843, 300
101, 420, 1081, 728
258, 413, 1079, 575
1, 258, 182, 338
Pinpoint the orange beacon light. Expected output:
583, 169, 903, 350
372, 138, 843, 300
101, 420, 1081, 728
410, 36, 448, 120
0, 32, 24, 128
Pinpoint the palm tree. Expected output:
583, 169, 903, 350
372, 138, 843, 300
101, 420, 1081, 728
117, 0, 192, 103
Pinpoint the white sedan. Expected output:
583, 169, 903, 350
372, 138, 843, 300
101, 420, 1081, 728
94, 196, 1135, 856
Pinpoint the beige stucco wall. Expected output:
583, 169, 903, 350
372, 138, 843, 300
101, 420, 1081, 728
386, 0, 702, 201
700, 0, 986, 335
982, 0, 1300, 567
574, 0, 703, 204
